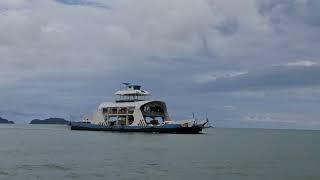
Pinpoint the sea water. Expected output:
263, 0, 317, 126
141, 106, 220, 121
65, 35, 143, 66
0, 125, 319, 180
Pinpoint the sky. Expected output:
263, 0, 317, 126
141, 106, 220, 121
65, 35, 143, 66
1, 0, 320, 129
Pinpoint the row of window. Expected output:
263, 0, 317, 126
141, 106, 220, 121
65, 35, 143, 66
102, 107, 135, 114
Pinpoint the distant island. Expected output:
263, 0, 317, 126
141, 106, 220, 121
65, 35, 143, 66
29, 118, 69, 125
0, 117, 14, 124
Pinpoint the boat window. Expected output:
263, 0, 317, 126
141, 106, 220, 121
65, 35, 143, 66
107, 116, 117, 126
119, 107, 127, 114
141, 104, 164, 116
128, 107, 135, 114
145, 117, 161, 125
128, 115, 134, 125
133, 85, 141, 90
118, 116, 127, 125
111, 108, 117, 114
109, 121, 116, 126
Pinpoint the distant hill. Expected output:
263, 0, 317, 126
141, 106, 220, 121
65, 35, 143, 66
29, 118, 69, 125
0, 117, 14, 124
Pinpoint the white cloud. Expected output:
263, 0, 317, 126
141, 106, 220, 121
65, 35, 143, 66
193, 71, 248, 83
280, 86, 320, 101
287, 60, 317, 67
0, 0, 275, 87
241, 112, 320, 128
230, 90, 266, 98
0, 0, 30, 8
210, 105, 237, 111
242, 113, 298, 124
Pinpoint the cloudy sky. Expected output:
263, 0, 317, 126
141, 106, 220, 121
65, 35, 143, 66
1, 0, 320, 129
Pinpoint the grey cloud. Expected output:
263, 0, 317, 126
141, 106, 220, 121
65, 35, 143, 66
214, 17, 239, 36
241, 112, 320, 129
197, 64, 320, 92
257, 0, 320, 27
54, 0, 110, 9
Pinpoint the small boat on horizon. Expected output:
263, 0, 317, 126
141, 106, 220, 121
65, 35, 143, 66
70, 83, 208, 134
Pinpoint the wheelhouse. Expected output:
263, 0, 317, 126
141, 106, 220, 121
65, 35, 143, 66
115, 84, 150, 103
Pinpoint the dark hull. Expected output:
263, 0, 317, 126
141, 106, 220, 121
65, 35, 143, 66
70, 122, 203, 134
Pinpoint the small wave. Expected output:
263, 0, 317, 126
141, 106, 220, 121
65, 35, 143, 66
65, 172, 80, 179
16, 163, 71, 171
146, 163, 160, 166
93, 173, 105, 178
212, 165, 230, 170
0, 171, 10, 176
215, 171, 249, 177
229, 171, 249, 177
42, 164, 70, 171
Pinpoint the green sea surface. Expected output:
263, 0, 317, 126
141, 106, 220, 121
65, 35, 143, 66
0, 125, 319, 180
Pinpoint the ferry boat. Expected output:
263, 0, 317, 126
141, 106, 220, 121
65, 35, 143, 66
70, 83, 208, 134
